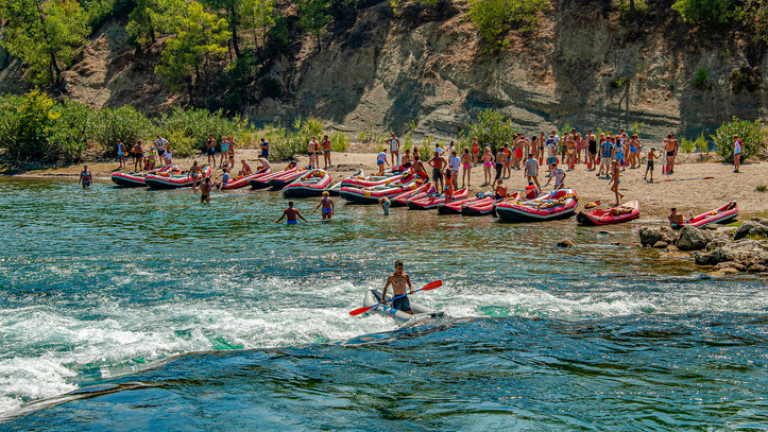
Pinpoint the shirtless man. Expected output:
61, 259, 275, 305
428, 153, 446, 193
274, 201, 308, 225
495, 147, 506, 182
200, 177, 212, 203
381, 260, 414, 314
665, 134, 678, 175
513, 136, 526, 170
255, 156, 270, 173
321, 135, 332, 169
205, 135, 216, 166
668, 207, 686, 227
411, 156, 427, 178
307, 136, 320, 169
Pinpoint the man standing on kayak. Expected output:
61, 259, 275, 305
381, 260, 414, 314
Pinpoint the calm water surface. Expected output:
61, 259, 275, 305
0, 178, 766, 430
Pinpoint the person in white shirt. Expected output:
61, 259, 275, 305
448, 151, 461, 190
544, 163, 566, 189
388, 133, 400, 167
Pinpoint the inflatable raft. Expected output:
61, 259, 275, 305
673, 201, 738, 229
464, 192, 520, 216
282, 169, 332, 198
408, 188, 469, 210
363, 289, 443, 326
268, 168, 307, 190
577, 199, 640, 226
221, 168, 271, 190
437, 193, 482, 215
249, 163, 298, 189
145, 164, 212, 190
111, 165, 179, 187
339, 174, 424, 204
495, 188, 579, 223
391, 183, 435, 208
341, 171, 405, 188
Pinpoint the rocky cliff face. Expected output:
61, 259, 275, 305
2, 0, 766, 140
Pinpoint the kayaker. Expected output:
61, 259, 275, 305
200, 177, 212, 203
314, 191, 335, 220
381, 260, 414, 314
274, 202, 308, 225
668, 208, 686, 226
79, 165, 92, 189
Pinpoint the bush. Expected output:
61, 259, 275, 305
618, 0, 650, 23
459, 108, 518, 154
157, 107, 241, 156
259, 77, 284, 99
730, 66, 762, 94
691, 66, 710, 90
680, 133, 707, 153
711, 117, 766, 162
672, 0, 742, 27
94, 105, 152, 153
468, 0, 548, 47
330, 131, 349, 152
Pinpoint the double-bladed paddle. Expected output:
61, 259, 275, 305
348, 280, 443, 316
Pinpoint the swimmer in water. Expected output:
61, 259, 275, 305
274, 201, 308, 225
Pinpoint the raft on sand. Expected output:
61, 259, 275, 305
268, 167, 308, 190
577, 200, 640, 226
282, 169, 332, 198
249, 163, 298, 190
362, 289, 444, 326
111, 165, 180, 187
339, 174, 423, 204
495, 188, 579, 223
145, 165, 213, 190
672, 201, 738, 229
391, 183, 435, 208
408, 188, 470, 210
220, 168, 271, 190
340, 170, 405, 188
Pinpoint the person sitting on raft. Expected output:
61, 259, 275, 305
381, 260, 414, 314
239, 160, 253, 177
410, 156, 427, 179
494, 180, 507, 200
668, 207, 686, 227
274, 201, 308, 225
255, 157, 270, 173
525, 181, 538, 200
213, 166, 230, 191
609, 205, 634, 216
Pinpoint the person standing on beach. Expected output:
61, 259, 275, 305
525, 153, 540, 187
307, 136, 320, 169
377, 149, 389, 175
495, 147, 506, 182
388, 133, 400, 167
733, 134, 742, 173
132, 141, 144, 172
481, 146, 494, 186
117, 139, 126, 170
154, 135, 169, 160
79, 165, 92, 189
472, 137, 480, 166
665, 134, 678, 175
274, 201, 308, 225
587, 130, 597, 170
546, 135, 558, 174
544, 163, 566, 189
644, 147, 659, 183
428, 152, 446, 193
461, 148, 472, 188
228, 137, 237, 170
205, 135, 216, 166
449, 151, 460, 190
321, 135, 332, 169
260, 138, 270, 160
609, 160, 623, 205
381, 260, 414, 313
598, 134, 613, 177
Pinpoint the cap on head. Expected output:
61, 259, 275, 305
394, 260, 403, 267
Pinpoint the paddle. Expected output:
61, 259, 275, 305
348, 280, 443, 316
662, 176, 714, 183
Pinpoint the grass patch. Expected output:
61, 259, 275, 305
755, 184, 767, 192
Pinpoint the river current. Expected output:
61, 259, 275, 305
0, 178, 766, 430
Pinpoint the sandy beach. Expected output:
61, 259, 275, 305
9, 149, 768, 218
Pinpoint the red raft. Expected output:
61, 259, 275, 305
145, 165, 212, 190
672, 201, 738, 229
437, 193, 483, 215
340, 171, 405, 188
408, 188, 470, 210
249, 164, 298, 190
111, 165, 179, 187
339, 176, 423, 204
463, 192, 521, 216
495, 188, 579, 223
577, 200, 640, 226
282, 169, 332, 198
221, 168, 271, 190
391, 183, 435, 208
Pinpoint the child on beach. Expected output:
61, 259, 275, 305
644, 147, 659, 183
610, 160, 623, 205
444, 168, 455, 203
314, 191, 335, 220
544, 164, 566, 189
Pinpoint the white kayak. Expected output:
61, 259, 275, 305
363, 289, 443, 326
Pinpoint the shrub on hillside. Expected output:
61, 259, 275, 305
460, 108, 518, 154
468, 0, 548, 46
711, 117, 766, 162
691, 66, 710, 90
672, 0, 742, 27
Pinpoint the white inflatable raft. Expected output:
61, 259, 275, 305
363, 289, 443, 326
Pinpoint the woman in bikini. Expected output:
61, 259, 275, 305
314, 191, 335, 220
472, 137, 480, 167
481, 146, 494, 186
461, 147, 472, 188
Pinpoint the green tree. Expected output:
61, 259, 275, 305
0, 0, 89, 85
126, 0, 158, 46
711, 117, 766, 163
298, 0, 331, 49
460, 108, 518, 154
155, 1, 229, 97
672, 0, 742, 27
241, 0, 274, 51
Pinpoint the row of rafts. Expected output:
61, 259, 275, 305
111, 165, 738, 226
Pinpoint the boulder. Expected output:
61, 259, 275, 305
748, 263, 768, 273
652, 241, 668, 248
694, 239, 768, 266
639, 226, 677, 247
733, 221, 768, 240
557, 238, 575, 248
676, 225, 713, 251
666, 244, 679, 252
715, 261, 747, 272
758, 218, 768, 228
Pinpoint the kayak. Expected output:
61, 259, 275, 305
282, 169, 333, 198
249, 163, 298, 190
220, 168, 271, 190
577, 199, 640, 226
437, 193, 483, 215
339, 180, 422, 204
362, 289, 444, 326
407, 188, 470, 210
268, 168, 308, 190
145, 164, 213, 190
672, 201, 738, 229
111, 165, 179, 187
496, 188, 579, 223
464, 192, 520, 216
391, 183, 435, 208
341, 171, 405, 188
